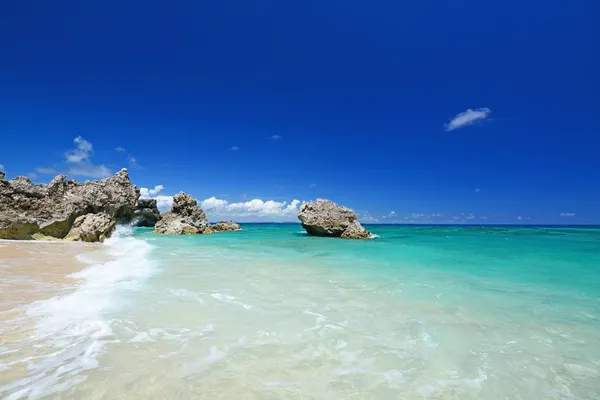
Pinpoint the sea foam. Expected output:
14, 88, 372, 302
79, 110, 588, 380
0, 225, 155, 400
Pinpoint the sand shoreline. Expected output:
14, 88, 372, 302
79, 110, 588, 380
0, 240, 99, 313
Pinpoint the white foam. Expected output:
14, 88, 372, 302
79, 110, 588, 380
0, 225, 155, 400
369, 233, 381, 239
211, 292, 254, 310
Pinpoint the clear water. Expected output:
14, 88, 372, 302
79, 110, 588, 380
2, 224, 600, 399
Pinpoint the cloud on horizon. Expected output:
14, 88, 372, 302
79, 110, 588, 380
202, 196, 301, 222
445, 108, 491, 131
139, 187, 302, 221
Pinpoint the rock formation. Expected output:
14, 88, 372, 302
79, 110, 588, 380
64, 213, 116, 242
211, 220, 241, 232
0, 169, 139, 240
133, 198, 161, 227
153, 192, 213, 235
297, 198, 370, 239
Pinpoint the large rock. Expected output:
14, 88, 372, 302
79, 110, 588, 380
64, 213, 115, 242
0, 169, 139, 240
133, 198, 160, 227
297, 199, 370, 239
153, 192, 213, 235
212, 220, 241, 232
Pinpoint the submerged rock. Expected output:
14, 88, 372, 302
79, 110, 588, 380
153, 192, 212, 235
297, 198, 370, 239
0, 169, 139, 240
211, 220, 241, 232
64, 213, 116, 242
133, 198, 161, 227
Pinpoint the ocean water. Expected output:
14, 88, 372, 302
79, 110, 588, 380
1, 224, 600, 399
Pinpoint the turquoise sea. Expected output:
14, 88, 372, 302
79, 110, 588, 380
2, 224, 600, 399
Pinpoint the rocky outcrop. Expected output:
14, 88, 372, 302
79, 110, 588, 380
133, 198, 161, 227
153, 192, 213, 235
297, 198, 370, 239
64, 213, 115, 242
212, 220, 241, 232
0, 169, 139, 240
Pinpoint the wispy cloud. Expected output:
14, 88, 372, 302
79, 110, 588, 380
115, 146, 140, 168
271, 135, 282, 140
309, 183, 317, 188
445, 108, 491, 131
35, 167, 58, 175
0, 164, 4, 171
474, 188, 481, 193
27, 172, 38, 180
65, 136, 112, 178
231, 146, 240, 151
560, 212, 575, 217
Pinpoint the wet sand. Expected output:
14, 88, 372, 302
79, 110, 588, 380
0, 240, 97, 313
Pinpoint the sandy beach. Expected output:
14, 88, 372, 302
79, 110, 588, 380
0, 240, 97, 313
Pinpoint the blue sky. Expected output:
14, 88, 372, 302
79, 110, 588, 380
1, 0, 599, 223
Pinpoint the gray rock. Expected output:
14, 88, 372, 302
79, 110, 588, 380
153, 192, 213, 235
297, 198, 370, 239
0, 169, 139, 240
133, 198, 160, 227
212, 220, 241, 232
64, 213, 116, 242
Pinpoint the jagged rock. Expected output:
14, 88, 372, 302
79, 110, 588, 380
0, 171, 5, 180
153, 192, 212, 235
0, 169, 139, 240
64, 213, 115, 242
133, 198, 161, 227
212, 220, 241, 232
297, 198, 370, 239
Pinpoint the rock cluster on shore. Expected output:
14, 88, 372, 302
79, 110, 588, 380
1, 168, 370, 242
153, 192, 214, 235
211, 220, 241, 232
133, 198, 161, 227
297, 198, 370, 239
0, 169, 139, 241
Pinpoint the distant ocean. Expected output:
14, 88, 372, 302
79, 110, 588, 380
2, 224, 600, 399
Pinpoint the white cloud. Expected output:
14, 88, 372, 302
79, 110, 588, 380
64, 136, 112, 178
445, 108, 491, 131
28, 172, 38, 180
154, 195, 174, 212
115, 146, 125, 152
0, 164, 4, 171
560, 212, 575, 217
271, 135, 282, 140
128, 156, 138, 168
466, 214, 475, 220
139, 185, 172, 212
231, 146, 240, 151
309, 183, 317, 188
201, 197, 301, 222
36, 167, 58, 175
480, 216, 488, 220
140, 185, 165, 198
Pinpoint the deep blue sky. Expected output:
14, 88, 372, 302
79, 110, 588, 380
1, 0, 599, 223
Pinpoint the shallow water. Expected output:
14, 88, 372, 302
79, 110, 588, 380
1, 224, 600, 399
